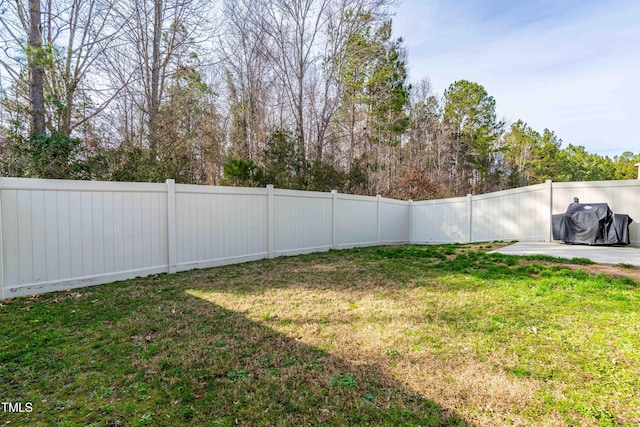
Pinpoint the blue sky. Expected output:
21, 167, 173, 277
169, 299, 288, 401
393, 0, 640, 157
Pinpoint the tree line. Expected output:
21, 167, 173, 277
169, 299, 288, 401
1, 0, 638, 200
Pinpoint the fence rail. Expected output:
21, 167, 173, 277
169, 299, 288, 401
1, 177, 638, 298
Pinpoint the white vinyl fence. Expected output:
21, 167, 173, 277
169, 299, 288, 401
412, 183, 551, 244
412, 179, 640, 246
0, 178, 410, 298
1, 177, 638, 298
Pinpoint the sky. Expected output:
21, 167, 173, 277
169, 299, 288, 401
393, 0, 640, 157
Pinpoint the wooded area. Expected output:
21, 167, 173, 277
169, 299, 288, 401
1, 0, 638, 199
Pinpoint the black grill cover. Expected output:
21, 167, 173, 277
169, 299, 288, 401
552, 202, 634, 245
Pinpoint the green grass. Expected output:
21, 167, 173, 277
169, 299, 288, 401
618, 262, 635, 269
1, 244, 639, 426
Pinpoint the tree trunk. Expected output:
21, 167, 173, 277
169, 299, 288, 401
149, 0, 163, 161
297, 58, 305, 155
28, 0, 45, 136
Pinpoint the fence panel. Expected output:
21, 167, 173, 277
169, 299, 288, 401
472, 183, 548, 242
0, 178, 168, 297
412, 197, 469, 243
174, 185, 268, 271
273, 189, 333, 255
381, 198, 411, 243
336, 194, 378, 247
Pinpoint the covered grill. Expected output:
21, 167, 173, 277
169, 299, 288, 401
552, 198, 634, 245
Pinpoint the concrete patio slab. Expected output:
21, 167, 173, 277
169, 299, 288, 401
491, 242, 640, 267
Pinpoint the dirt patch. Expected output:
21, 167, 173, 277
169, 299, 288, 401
568, 263, 640, 283
513, 257, 640, 283
445, 242, 513, 260
489, 242, 640, 283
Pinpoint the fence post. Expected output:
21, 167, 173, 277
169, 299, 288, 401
376, 194, 382, 245
331, 190, 338, 249
546, 179, 553, 242
467, 193, 473, 243
267, 185, 274, 258
0, 179, 4, 300
408, 199, 413, 244
166, 179, 177, 274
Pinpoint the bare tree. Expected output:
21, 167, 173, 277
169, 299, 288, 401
221, 0, 274, 160
1, 0, 123, 137
222, 0, 394, 166
105, 0, 215, 159
313, 0, 395, 162
0, 0, 45, 135
251, 0, 333, 154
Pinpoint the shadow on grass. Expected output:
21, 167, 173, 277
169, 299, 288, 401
180, 245, 640, 426
3, 245, 638, 426
0, 274, 469, 427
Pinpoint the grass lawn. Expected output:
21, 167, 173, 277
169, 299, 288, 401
1, 244, 639, 426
